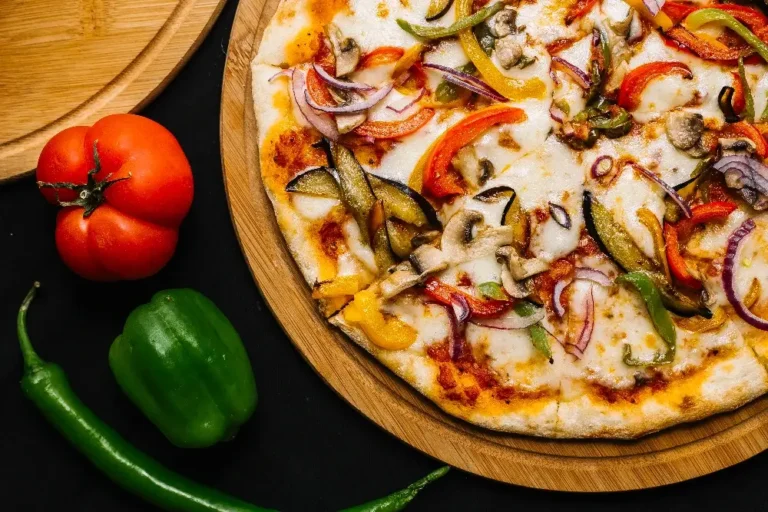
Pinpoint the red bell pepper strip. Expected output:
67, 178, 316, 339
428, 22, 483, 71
663, 3, 768, 28
664, 26, 745, 62
353, 108, 435, 139
565, 0, 598, 25
732, 71, 746, 114
617, 62, 693, 111
359, 47, 405, 69
675, 201, 738, 239
423, 105, 527, 198
721, 121, 768, 158
664, 223, 703, 290
661, 1, 696, 24
306, 67, 336, 107
424, 277, 513, 318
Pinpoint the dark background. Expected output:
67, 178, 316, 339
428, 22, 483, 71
2, 1, 767, 510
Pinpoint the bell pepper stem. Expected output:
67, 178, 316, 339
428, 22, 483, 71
18, 282, 43, 370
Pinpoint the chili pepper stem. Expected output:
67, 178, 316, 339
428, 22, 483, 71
18, 281, 43, 369
408, 466, 450, 492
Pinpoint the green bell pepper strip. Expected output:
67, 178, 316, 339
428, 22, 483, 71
738, 57, 755, 122
397, 2, 503, 40
685, 9, 768, 63
514, 302, 552, 360
17, 283, 275, 512
109, 289, 258, 449
478, 281, 506, 300
616, 273, 677, 367
339, 467, 449, 512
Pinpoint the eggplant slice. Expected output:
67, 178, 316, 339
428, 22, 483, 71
426, 0, 454, 21
473, 185, 515, 203
386, 218, 422, 259
285, 167, 341, 198
368, 173, 442, 229
501, 190, 530, 253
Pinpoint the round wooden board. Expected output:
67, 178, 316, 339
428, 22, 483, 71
0, 0, 226, 182
220, 0, 768, 491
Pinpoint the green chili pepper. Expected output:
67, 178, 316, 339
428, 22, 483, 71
339, 467, 450, 512
397, 2, 504, 40
599, 27, 611, 70
738, 57, 755, 122
478, 281, 506, 300
16, 283, 275, 512
529, 324, 553, 361
685, 9, 768, 62
616, 272, 677, 367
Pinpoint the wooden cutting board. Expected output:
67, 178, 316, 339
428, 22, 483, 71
0, 0, 226, 182
220, 0, 768, 491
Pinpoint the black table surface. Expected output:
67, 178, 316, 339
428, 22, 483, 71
2, 2, 768, 510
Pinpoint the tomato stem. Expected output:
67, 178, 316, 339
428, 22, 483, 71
37, 141, 131, 218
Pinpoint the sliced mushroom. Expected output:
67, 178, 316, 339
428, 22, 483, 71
608, 7, 633, 36
451, 146, 492, 189
719, 137, 756, 156
441, 210, 514, 263
488, 7, 517, 38
496, 245, 549, 281
411, 230, 441, 247
329, 89, 368, 133
500, 264, 531, 299
410, 244, 448, 275
666, 111, 704, 151
380, 262, 421, 299
495, 36, 522, 70
326, 23, 360, 77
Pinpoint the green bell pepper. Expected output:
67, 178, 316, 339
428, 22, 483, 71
109, 289, 257, 448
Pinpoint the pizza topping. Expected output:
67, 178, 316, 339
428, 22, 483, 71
617, 61, 693, 112
718, 86, 741, 124
343, 289, 418, 349
380, 261, 422, 299
664, 222, 702, 290
397, 2, 504, 40
451, 146, 494, 189
552, 279, 571, 317
632, 162, 693, 218
685, 9, 768, 63
737, 57, 755, 122
470, 302, 545, 330
559, 102, 633, 149
424, 277, 513, 317
367, 173, 441, 228
285, 167, 340, 198
305, 81, 394, 113
487, 6, 517, 38
591, 155, 615, 178
495, 36, 523, 70
551, 57, 592, 91
441, 210, 514, 264
496, 245, 549, 281
410, 244, 449, 274
474, 185, 514, 203
548, 202, 572, 230
723, 218, 768, 331
326, 23, 361, 77
311, 62, 373, 91
386, 88, 426, 113
618, 272, 677, 366
423, 62, 506, 102
566, 286, 595, 358
574, 267, 614, 287
426, 0, 455, 21
665, 111, 704, 151
628, 10, 645, 43
712, 155, 768, 210
642, 0, 665, 18
291, 69, 340, 141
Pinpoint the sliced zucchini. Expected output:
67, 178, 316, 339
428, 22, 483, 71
426, 0, 454, 21
368, 173, 442, 229
501, 190, 530, 253
285, 167, 340, 198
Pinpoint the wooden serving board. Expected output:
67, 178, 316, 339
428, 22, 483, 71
220, 0, 768, 491
0, 0, 226, 182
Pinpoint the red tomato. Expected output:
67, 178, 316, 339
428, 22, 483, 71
36, 114, 194, 281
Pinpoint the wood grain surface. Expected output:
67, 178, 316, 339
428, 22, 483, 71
0, 0, 226, 182
220, 0, 768, 491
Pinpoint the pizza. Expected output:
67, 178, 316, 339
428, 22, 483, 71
250, 0, 768, 438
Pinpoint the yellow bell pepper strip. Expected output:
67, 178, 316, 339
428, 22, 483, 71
637, 208, 671, 282
685, 9, 768, 63
617, 272, 677, 367
312, 275, 362, 298
624, 0, 674, 30
343, 289, 418, 350
392, 43, 426, 78
676, 307, 727, 333
397, 2, 503, 39
423, 105, 527, 198
746, 278, 762, 310
455, 0, 546, 101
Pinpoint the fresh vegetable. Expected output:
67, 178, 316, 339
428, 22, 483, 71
387, 88, 426, 114
723, 219, 768, 331
632, 162, 692, 218
344, 289, 417, 349
551, 57, 593, 90
285, 167, 341, 198
423, 63, 507, 102
340, 467, 450, 512
423, 105, 526, 198
329, 141, 377, 241
719, 86, 741, 123
36, 115, 193, 281
624, 0, 674, 29
720, 122, 768, 158
109, 289, 257, 448
738, 57, 755, 122
617, 272, 677, 366
434, 63, 477, 103
478, 281, 507, 300
426, 0, 455, 21
501, 190, 530, 253
548, 203, 572, 229
455, 0, 546, 101
312, 63, 373, 91
16, 283, 274, 512
685, 9, 768, 62
353, 108, 435, 139
424, 277, 513, 317
712, 155, 768, 210
368, 173, 442, 228
359, 47, 405, 69
617, 62, 692, 111
306, 82, 394, 114
393, 43, 426, 78
529, 324, 553, 360
664, 223, 702, 290
397, 2, 504, 40
370, 200, 397, 271
664, 26, 743, 61
675, 201, 737, 239
561, 103, 632, 149
591, 155, 614, 178
552, 279, 570, 317
565, 0, 598, 25
292, 69, 340, 141
471, 300, 545, 329
638, 208, 671, 281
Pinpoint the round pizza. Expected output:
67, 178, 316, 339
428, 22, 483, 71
250, 0, 768, 438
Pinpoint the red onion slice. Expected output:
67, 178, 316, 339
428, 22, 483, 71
723, 219, 768, 331
423, 63, 507, 102
312, 62, 374, 91
643, 0, 665, 16
470, 307, 545, 330
305, 82, 394, 114
551, 57, 592, 90
450, 294, 471, 324
291, 69, 340, 141
574, 267, 614, 287
572, 287, 595, 353
549, 202, 572, 229
591, 155, 614, 178
553, 279, 572, 318
632, 163, 692, 219
549, 103, 566, 123
269, 69, 293, 82
387, 88, 426, 114
713, 155, 768, 196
